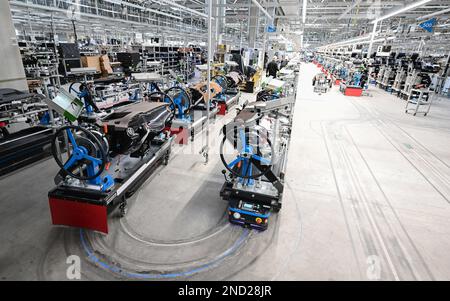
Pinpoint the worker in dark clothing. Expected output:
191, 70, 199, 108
280, 56, 288, 68
266, 56, 279, 78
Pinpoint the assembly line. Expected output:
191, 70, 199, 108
1, 0, 450, 284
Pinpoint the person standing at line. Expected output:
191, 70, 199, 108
266, 56, 279, 78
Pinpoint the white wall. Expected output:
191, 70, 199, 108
0, 1, 27, 91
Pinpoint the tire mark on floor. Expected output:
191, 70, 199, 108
344, 125, 435, 280
350, 101, 450, 204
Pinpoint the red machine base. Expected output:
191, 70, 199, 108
344, 87, 363, 97
217, 103, 227, 115
49, 197, 108, 233
165, 126, 189, 145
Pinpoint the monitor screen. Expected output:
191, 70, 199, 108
242, 203, 254, 210
381, 45, 391, 53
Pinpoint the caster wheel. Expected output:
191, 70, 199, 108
163, 154, 170, 165
413, 113, 416, 116
424, 113, 427, 116
119, 202, 127, 218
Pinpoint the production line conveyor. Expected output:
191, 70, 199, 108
219, 96, 295, 230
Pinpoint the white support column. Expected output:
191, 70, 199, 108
262, 16, 268, 68
204, 0, 213, 164
240, 22, 243, 51
248, 1, 259, 48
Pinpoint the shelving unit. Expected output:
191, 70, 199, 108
178, 47, 203, 79
130, 45, 204, 78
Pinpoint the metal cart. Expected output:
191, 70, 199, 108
405, 89, 432, 116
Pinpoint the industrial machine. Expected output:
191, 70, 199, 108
225, 71, 245, 93
188, 80, 221, 111
58, 43, 82, 76
69, 77, 141, 111
219, 96, 295, 230
116, 52, 141, 73
157, 81, 220, 144
256, 89, 282, 102
340, 68, 367, 97
315, 54, 368, 96
46, 89, 175, 233
278, 64, 300, 95
366, 52, 441, 102
130, 71, 220, 144
312, 73, 332, 94
211, 74, 241, 115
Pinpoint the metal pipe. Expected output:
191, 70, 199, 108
302, 0, 307, 23
239, 22, 243, 50
155, 0, 209, 18
50, 13, 61, 87
10, 1, 207, 38
338, 0, 362, 20
205, 0, 213, 164
0, 128, 53, 147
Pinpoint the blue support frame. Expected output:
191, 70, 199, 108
63, 128, 114, 191
227, 129, 271, 187
171, 93, 191, 121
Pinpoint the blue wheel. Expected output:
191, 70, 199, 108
51, 125, 106, 181
220, 127, 274, 179
165, 86, 192, 116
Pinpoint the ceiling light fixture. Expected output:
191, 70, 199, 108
371, 0, 433, 24
155, 0, 208, 18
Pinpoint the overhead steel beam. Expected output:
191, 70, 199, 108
9, 0, 208, 36
302, 0, 307, 23
18, 0, 185, 20
251, 0, 273, 21
275, 14, 369, 20
416, 6, 450, 20
367, 21, 378, 57
155, 0, 209, 18
205, 0, 212, 164
189, 1, 405, 9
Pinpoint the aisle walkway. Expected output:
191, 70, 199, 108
233, 63, 450, 280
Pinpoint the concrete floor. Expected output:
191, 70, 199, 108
1, 63, 450, 280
